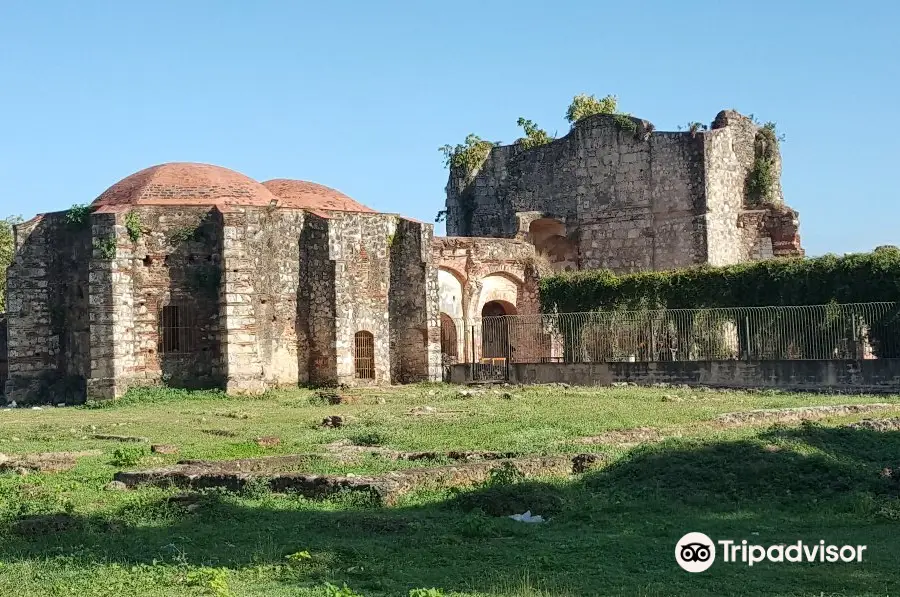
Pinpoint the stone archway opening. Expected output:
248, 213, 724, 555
528, 218, 578, 272
481, 300, 516, 358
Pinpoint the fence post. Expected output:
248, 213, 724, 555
744, 316, 751, 360
470, 325, 476, 381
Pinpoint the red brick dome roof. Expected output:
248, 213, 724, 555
262, 179, 375, 213
92, 163, 278, 208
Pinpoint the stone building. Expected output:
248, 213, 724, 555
4, 163, 442, 403
443, 109, 803, 274
2, 110, 805, 402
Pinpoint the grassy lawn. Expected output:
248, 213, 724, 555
0, 383, 899, 596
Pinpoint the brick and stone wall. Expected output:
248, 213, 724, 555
299, 213, 337, 386
445, 110, 802, 274
220, 207, 305, 391
389, 218, 441, 383
0, 316, 7, 395
432, 236, 546, 363
117, 207, 225, 394
5, 212, 91, 404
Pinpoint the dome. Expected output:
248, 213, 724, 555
262, 179, 375, 213
92, 163, 278, 208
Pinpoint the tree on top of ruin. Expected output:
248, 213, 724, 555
565, 93, 618, 125
515, 118, 555, 149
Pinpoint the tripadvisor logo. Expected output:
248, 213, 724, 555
675, 532, 867, 573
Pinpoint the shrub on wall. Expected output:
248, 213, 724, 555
539, 248, 900, 313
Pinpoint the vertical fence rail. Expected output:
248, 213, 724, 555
438, 303, 900, 368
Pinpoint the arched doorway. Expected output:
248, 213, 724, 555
440, 313, 459, 362
481, 300, 516, 359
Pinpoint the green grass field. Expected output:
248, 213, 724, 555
1, 383, 899, 597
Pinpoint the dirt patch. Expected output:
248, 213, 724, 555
844, 417, 900, 432
0, 450, 102, 473
323, 439, 518, 463
255, 436, 281, 448
151, 444, 179, 455
92, 434, 148, 442
713, 403, 895, 427
574, 427, 663, 448
114, 453, 606, 505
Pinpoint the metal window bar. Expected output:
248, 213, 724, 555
354, 331, 375, 379
446, 303, 900, 364
158, 304, 198, 355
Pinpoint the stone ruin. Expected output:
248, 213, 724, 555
1, 109, 804, 403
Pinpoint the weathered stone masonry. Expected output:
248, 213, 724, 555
444, 110, 803, 275
3, 163, 442, 404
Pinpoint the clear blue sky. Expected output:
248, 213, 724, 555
1, 1, 897, 257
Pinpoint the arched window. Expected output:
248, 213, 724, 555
440, 314, 458, 359
158, 303, 197, 355
354, 331, 375, 379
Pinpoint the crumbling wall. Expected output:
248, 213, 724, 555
329, 213, 395, 384
446, 110, 802, 274
299, 213, 337, 385
0, 316, 7, 396
5, 212, 91, 404
446, 114, 707, 273
125, 207, 224, 391
389, 218, 441, 383
222, 207, 305, 389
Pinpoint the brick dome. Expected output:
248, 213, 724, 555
262, 179, 375, 213
92, 163, 278, 208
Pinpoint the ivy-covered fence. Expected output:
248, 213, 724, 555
539, 248, 900, 314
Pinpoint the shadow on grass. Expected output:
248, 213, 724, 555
2, 425, 900, 596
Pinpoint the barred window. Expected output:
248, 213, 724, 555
354, 331, 375, 379
158, 304, 197, 354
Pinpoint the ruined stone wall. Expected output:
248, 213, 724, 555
446, 114, 708, 273
0, 316, 7, 395
432, 236, 543, 363
446, 110, 802, 274
221, 207, 305, 389
329, 213, 395, 385
300, 214, 337, 385
389, 218, 441, 383
5, 212, 91, 404
123, 207, 224, 392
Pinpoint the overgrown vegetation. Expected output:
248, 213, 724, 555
0, 215, 22, 311
438, 134, 499, 182
65, 204, 92, 229
540, 247, 900, 312
565, 93, 618, 125
93, 236, 117, 260
747, 121, 784, 206
124, 211, 143, 242
168, 225, 201, 244
0, 384, 898, 596
515, 118, 554, 150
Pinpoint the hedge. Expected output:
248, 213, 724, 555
539, 247, 900, 313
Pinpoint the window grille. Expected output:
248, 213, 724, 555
158, 304, 198, 355
354, 331, 375, 379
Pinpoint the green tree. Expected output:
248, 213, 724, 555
438, 134, 499, 180
565, 93, 618, 125
515, 117, 554, 149
0, 216, 23, 312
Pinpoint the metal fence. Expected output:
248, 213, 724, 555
441, 303, 900, 372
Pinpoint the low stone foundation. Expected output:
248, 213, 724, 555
114, 453, 603, 505
450, 359, 900, 393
